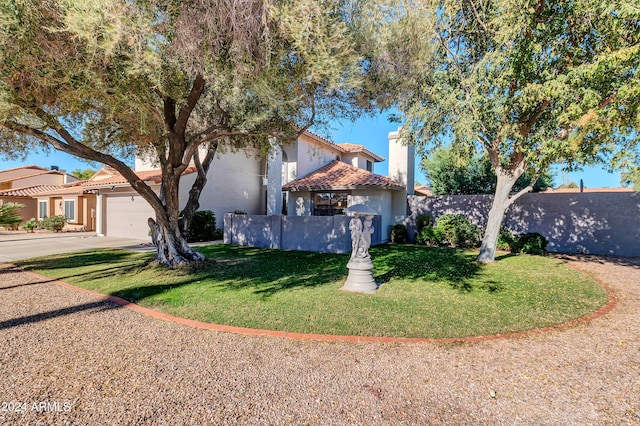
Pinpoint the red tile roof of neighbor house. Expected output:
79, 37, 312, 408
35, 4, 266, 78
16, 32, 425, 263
83, 166, 197, 188
34, 180, 95, 196
0, 165, 64, 185
283, 160, 404, 191
0, 184, 62, 197
414, 185, 433, 196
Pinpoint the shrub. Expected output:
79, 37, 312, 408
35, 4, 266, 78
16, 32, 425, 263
415, 225, 444, 246
433, 214, 481, 248
233, 209, 247, 215
497, 227, 516, 251
0, 202, 24, 228
22, 218, 37, 233
391, 224, 408, 243
511, 232, 548, 255
415, 214, 433, 232
38, 215, 67, 232
186, 210, 217, 242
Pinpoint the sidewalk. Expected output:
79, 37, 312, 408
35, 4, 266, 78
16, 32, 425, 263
0, 231, 153, 262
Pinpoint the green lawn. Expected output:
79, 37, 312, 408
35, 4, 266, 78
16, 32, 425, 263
17, 244, 609, 339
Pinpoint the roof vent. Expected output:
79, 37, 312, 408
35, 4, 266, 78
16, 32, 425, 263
50, 165, 59, 171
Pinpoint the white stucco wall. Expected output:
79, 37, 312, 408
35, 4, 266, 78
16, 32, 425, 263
295, 133, 342, 177
178, 149, 264, 221
287, 191, 312, 216
388, 129, 415, 195
350, 190, 395, 243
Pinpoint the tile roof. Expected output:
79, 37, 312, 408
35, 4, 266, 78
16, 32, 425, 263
0, 165, 62, 184
34, 181, 94, 196
414, 185, 433, 196
83, 167, 197, 188
0, 184, 62, 197
283, 161, 404, 191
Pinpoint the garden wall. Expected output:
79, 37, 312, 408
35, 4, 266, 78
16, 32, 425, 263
407, 192, 640, 257
224, 214, 382, 253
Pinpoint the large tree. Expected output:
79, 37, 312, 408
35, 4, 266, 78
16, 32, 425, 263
421, 146, 553, 195
0, 0, 364, 266
366, 0, 640, 262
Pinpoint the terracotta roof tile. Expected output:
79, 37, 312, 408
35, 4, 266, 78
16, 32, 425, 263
283, 161, 403, 191
83, 167, 197, 188
0, 184, 61, 197
0, 165, 62, 185
414, 185, 433, 196
34, 182, 94, 196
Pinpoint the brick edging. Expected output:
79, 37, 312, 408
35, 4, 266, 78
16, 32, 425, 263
18, 264, 617, 344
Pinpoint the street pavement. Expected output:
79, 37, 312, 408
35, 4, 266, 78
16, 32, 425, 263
0, 231, 153, 262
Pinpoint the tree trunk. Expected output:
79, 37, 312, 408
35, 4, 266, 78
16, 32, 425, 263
149, 216, 205, 267
477, 168, 521, 263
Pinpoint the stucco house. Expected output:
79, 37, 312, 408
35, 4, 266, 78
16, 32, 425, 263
88, 129, 414, 246
0, 165, 80, 226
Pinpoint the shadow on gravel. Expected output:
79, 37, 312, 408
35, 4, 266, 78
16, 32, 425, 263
0, 301, 121, 330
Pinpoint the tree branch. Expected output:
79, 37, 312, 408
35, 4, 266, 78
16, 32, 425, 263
175, 74, 206, 136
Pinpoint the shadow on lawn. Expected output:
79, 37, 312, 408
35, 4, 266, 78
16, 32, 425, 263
371, 245, 481, 292
17, 249, 148, 272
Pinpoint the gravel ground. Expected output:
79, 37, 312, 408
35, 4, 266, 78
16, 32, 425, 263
0, 255, 639, 425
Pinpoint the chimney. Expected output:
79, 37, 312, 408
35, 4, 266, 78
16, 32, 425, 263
388, 128, 415, 195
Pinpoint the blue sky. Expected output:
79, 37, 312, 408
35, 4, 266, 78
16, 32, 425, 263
0, 112, 626, 189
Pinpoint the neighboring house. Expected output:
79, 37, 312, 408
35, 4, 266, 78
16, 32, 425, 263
99, 129, 413, 244
33, 181, 97, 231
83, 167, 196, 240
0, 165, 79, 226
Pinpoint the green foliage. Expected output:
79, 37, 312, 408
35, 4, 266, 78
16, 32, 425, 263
71, 169, 97, 180
0, 202, 23, 227
557, 182, 579, 189
22, 218, 37, 233
185, 210, 217, 243
415, 213, 433, 231
497, 227, 516, 251
233, 210, 247, 215
416, 225, 444, 246
390, 224, 408, 243
622, 165, 640, 191
415, 213, 480, 248
422, 147, 554, 195
511, 233, 548, 256
368, 0, 640, 262
0, 0, 367, 265
38, 215, 67, 232
433, 214, 481, 249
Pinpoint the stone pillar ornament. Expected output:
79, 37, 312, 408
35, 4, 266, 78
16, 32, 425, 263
341, 204, 378, 293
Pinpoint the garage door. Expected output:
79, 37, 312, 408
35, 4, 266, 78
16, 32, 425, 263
105, 194, 155, 241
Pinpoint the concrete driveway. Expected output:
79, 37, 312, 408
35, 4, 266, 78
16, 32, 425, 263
0, 231, 153, 262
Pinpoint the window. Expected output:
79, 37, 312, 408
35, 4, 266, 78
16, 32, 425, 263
312, 192, 348, 216
64, 200, 75, 222
366, 160, 373, 172
38, 201, 48, 219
